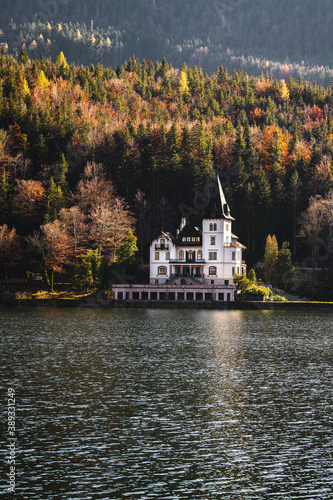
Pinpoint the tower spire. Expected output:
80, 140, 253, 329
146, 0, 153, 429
217, 174, 234, 220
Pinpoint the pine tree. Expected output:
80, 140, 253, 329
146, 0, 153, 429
44, 177, 66, 223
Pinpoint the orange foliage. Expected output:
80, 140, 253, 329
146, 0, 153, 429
255, 79, 272, 97
255, 125, 291, 171
304, 105, 324, 130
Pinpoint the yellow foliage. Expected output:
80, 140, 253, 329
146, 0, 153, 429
36, 70, 49, 90
179, 70, 189, 94
279, 80, 289, 101
21, 77, 30, 97
56, 51, 69, 69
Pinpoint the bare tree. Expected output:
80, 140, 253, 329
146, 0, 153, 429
298, 195, 328, 263
89, 202, 114, 255
59, 206, 87, 253
70, 161, 116, 212
109, 198, 135, 256
89, 198, 135, 257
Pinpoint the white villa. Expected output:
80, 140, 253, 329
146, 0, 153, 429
112, 175, 246, 303
149, 175, 246, 285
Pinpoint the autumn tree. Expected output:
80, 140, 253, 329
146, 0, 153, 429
14, 179, 46, 230
264, 234, 278, 283
0, 225, 21, 288
29, 220, 73, 292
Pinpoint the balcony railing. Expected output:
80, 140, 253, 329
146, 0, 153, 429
155, 244, 169, 250
169, 259, 206, 264
170, 273, 204, 279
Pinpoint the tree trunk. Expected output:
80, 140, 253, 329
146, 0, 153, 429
50, 270, 54, 293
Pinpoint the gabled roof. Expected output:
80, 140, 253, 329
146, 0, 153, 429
174, 223, 202, 245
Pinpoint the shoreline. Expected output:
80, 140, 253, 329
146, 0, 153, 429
1, 294, 333, 310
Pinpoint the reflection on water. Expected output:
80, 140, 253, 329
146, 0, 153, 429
1, 308, 333, 499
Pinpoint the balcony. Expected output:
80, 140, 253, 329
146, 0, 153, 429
155, 243, 169, 250
169, 259, 206, 264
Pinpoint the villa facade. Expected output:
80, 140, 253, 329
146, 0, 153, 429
149, 175, 246, 286
112, 175, 246, 304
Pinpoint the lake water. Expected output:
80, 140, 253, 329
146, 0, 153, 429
1, 307, 333, 499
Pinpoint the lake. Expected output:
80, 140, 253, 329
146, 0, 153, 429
1, 307, 333, 499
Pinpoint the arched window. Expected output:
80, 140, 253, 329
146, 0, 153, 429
209, 266, 217, 275
197, 250, 202, 260
158, 266, 167, 275
179, 250, 184, 259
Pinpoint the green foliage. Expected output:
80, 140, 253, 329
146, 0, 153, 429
248, 268, 257, 284
44, 177, 66, 223
233, 273, 272, 299
73, 250, 101, 291
118, 229, 139, 266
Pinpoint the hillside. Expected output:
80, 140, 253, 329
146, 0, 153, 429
1, 0, 333, 84
1, 50, 333, 268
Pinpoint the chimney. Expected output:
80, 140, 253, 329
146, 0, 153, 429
180, 217, 186, 231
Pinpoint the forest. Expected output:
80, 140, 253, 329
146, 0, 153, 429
1, 49, 333, 297
1, 0, 333, 85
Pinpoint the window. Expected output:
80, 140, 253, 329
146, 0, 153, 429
209, 251, 217, 260
210, 236, 216, 245
209, 223, 217, 231
197, 250, 202, 260
232, 267, 235, 275
158, 266, 167, 275
155, 252, 159, 260
182, 237, 186, 242
209, 266, 217, 275
232, 251, 236, 260
187, 237, 191, 242
160, 238, 165, 246
179, 250, 184, 259
226, 224, 230, 232
166, 251, 170, 260
188, 250, 194, 261
196, 237, 200, 242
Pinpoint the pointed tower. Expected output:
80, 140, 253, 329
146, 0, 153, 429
201, 174, 246, 284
